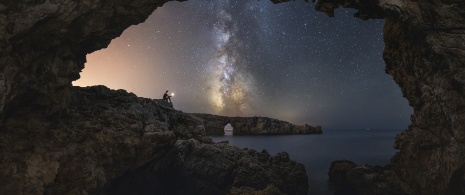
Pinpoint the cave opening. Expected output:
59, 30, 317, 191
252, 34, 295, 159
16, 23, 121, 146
4, 0, 464, 194
73, 0, 413, 130
224, 123, 234, 135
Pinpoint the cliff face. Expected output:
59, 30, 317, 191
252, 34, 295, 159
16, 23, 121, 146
385, 3, 465, 193
303, 0, 465, 194
192, 113, 322, 135
0, 85, 308, 194
0, 0, 184, 122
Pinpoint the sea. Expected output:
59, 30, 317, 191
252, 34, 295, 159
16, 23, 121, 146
211, 129, 402, 194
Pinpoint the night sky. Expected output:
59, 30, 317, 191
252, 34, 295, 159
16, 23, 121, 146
73, 0, 413, 130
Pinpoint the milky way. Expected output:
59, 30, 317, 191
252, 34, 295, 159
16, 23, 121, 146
74, 0, 413, 130
207, 1, 255, 115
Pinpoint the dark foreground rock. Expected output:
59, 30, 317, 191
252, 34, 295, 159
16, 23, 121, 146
328, 160, 407, 195
0, 86, 308, 195
192, 113, 322, 136
275, 0, 465, 194
107, 139, 308, 195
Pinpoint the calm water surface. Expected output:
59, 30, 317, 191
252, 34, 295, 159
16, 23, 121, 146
211, 129, 401, 194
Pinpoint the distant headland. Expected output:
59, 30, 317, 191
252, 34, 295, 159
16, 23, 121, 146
191, 113, 322, 136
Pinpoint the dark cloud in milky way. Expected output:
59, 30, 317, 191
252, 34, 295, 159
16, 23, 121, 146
207, 0, 256, 115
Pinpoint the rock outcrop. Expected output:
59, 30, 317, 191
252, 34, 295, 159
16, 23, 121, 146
0, 0, 186, 122
2, 0, 465, 194
0, 85, 308, 194
291, 0, 465, 194
328, 160, 406, 195
192, 113, 322, 135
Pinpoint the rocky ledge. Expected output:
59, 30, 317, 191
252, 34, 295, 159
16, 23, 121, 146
0, 85, 308, 194
192, 113, 322, 136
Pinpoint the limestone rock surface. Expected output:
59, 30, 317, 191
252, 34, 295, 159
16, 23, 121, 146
0, 0, 183, 121
0, 86, 308, 194
107, 139, 308, 195
293, 0, 465, 194
328, 160, 406, 195
192, 113, 322, 136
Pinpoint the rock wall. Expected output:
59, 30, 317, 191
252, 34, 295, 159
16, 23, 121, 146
192, 113, 322, 135
0, 0, 185, 123
296, 0, 465, 194
385, 2, 465, 194
0, 85, 308, 194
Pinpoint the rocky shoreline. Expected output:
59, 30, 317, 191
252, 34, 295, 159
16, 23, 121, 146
0, 86, 309, 194
192, 113, 322, 136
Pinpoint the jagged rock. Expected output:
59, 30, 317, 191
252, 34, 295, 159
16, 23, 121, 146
0, 86, 307, 194
230, 184, 286, 195
0, 0, 184, 121
106, 139, 308, 195
192, 113, 322, 135
383, 2, 465, 193
0, 85, 193, 194
273, 0, 465, 194
328, 160, 406, 195
328, 160, 357, 193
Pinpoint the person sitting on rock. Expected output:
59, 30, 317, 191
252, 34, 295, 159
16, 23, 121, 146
163, 90, 172, 103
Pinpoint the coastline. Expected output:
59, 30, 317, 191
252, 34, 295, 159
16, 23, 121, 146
191, 113, 322, 136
